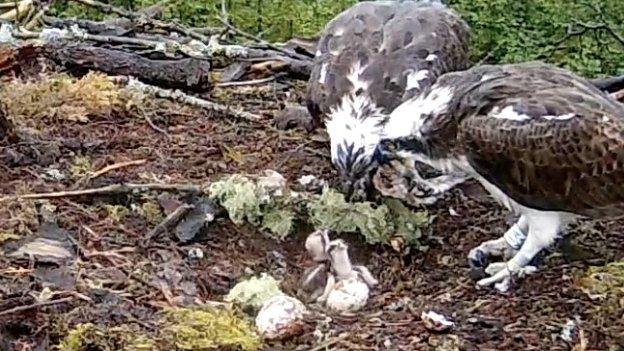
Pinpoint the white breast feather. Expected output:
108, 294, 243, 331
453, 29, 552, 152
383, 85, 454, 140
346, 61, 369, 92
326, 94, 385, 163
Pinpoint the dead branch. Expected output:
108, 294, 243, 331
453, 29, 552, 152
43, 43, 212, 91
69, 0, 136, 19
0, 297, 75, 317
0, 183, 203, 202
68, 0, 210, 44
216, 75, 280, 87
216, 16, 310, 61
90, 159, 147, 179
110, 75, 263, 121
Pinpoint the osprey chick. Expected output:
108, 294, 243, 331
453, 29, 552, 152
306, 0, 470, 198
379, 61, 624, 291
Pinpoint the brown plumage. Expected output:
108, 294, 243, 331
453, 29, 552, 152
381, 61, 624, 291
306, 0, 471, 198
307, 0, 470, 122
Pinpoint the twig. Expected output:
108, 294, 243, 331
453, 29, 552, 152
573, 19, 624, 47
216, 16, 308, 61
90, 159, 147, 179
110, 75, 263, 122
143, 203, 193, 245
0, 297, 74, 317
142, 111, 170, 137
216, 75, 278, 87
0, 183, 203, 202
69, 0, 210, 43
69, 0, 136, 19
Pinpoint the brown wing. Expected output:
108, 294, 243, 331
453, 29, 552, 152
455, 64, 624, 218
306, 0, 470, 123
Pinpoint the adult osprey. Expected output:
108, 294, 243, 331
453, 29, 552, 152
379, 61, 624, 291
306, 0, 470, 198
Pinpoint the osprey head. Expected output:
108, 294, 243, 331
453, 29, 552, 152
326, 93, 387, 200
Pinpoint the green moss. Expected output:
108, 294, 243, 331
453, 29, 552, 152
161, 307, 261, 351
54, 308, 260, 351
69, 155, 93, 179
103, 204, 130, 223
578, 261, 624, 305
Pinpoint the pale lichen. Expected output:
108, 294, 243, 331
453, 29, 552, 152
208, 173, 295, 239
224, 273, 283, 312
209, 172, 431, 247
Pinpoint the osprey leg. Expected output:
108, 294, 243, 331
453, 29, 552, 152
468, 215, 529, 270
476, 211, 564, 292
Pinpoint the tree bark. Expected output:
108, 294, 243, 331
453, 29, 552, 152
42, 43, 213, 91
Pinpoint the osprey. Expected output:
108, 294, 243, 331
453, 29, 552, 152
379, 61, 624, 291
306, 0, 470, 198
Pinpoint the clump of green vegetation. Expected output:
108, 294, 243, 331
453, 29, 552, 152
68, 156, 93, 179
56, 323, 155, 351
208, 173, 295, 239
308, 187, 431, 247
447, 0, 624, 77
103, 204, 130, 223
160, 307, 261, 351
55, 308, 260, 351
1, 72, 122, 128
578, 261, 624, 314
209, 172, 431, 248
137, 200, 165, 225
224, 273, 282, 312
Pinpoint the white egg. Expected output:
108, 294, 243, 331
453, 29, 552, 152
325, 276, 370, 312
255, 294, 307, 340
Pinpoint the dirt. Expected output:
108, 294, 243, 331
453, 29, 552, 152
1, 72, 623, 351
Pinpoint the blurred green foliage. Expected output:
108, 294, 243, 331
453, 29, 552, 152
52, 0, 624, 77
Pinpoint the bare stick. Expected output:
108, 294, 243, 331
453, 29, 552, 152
90, 159, 147, 179
0, 183, 203, 202
110, 75, 262, 122
143, 203, 194, 245
69, 0, 210, 43
216, 16, 308, 61
0, 297, 74, 317
216, 75, 277, 87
